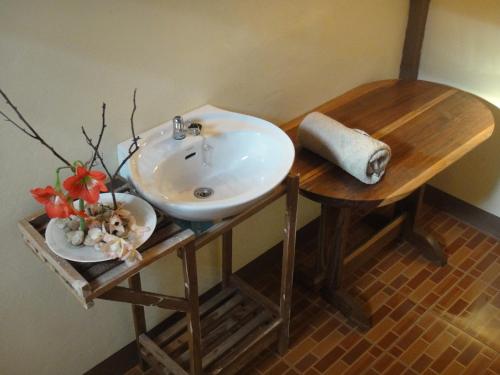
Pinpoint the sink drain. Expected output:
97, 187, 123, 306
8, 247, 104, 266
194, 187, 214, 199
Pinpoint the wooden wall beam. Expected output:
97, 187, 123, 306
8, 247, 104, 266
400, 0, 431, 80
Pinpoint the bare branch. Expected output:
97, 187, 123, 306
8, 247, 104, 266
81, 90, 140, 209
87, 103, 107, 169
114, 88, 140, 179
81, 126, 114, 180
0, 89, 38, 134
0, 109, 37, 138
0, 88, 72, 167
81, 125, 118, 208
113, 145, 139, 180
79, 89, 141, 209
130, 89, 137, 142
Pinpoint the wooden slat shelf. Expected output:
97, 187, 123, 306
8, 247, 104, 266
19, 175, 299, 374
141, 286, 281, 374
18, 179, 195, 308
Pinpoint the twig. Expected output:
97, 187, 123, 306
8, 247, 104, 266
81, 89, 140, 209
130, 88, 137, 142
114, 89, 140, 179
88, 103, 107, 169
0, 109, 36, 138
81, 125, 116, 206
0, 88, 72, 167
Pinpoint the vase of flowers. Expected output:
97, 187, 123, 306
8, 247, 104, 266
1, 88, 156, 264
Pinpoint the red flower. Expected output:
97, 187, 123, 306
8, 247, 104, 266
30, 186, 84, 219
63, 166, 108, 204
31, 185, 58, 205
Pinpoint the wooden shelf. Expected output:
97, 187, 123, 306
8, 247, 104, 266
140, 284, 281, 374
18, 181, 195, 308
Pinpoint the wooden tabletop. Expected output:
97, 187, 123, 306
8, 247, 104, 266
283, 80, 495, 208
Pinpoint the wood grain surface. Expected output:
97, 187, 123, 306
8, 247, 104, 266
284, 80, 495, 207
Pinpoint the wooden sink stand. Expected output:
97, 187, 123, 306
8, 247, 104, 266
18, 175, 299, 375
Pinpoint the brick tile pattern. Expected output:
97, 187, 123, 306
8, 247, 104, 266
240, 206, 500, 374
132, 206, 500, 375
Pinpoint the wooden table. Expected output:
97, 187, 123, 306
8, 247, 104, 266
283, 79, 495, 329
19, 176, 299, 374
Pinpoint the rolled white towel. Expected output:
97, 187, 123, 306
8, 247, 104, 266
297, 112, 391, 184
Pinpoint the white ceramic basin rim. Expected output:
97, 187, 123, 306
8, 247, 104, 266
129, 106, 295, 221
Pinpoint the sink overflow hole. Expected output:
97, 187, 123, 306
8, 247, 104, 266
185, 152, 196, 160
194, 187, 214, 199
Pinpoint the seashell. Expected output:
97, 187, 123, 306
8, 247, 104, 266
102, 232, 119, 244
93, 226, 142, 265
84, 227, 104, 246
116, 208, 132, 219
89, 227, 104, 240
66, 219, 81, 231
123, 248, 142, 266
96, 236, 120, 256
86, 203, 105, 216
112, 225, 126, 237
55, 218, 69, 230
95, 242, 110, 254
109, 214, 123, 227
127, 215, 137, 227
84, 236, 96, 246
86, 219, 101, 229
108, 239, 123, 255
117, 239, 132, 258
101, 209, 113, 220
66, 230, 84, 246
127, 225, 148, 245
108, 214, 126, 237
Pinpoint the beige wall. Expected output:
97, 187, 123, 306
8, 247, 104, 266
420, 0, 500, 217
0, 1, 407, 373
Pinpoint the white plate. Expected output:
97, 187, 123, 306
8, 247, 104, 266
45, 193, 157, 263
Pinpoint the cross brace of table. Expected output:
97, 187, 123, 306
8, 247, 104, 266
297, 186, 447, 329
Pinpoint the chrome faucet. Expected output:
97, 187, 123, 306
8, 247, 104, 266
172, 115, 186, 140
172, 115, 202, 140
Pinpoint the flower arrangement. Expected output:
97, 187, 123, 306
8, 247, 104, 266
0, 88, 147, 264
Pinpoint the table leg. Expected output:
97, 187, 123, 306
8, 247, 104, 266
278, 174, 299, 354
222, 230, 232, 288
315, 205, 334, 279
399, 186, 447, 266
321, 205, 372, 330
128, 273, 148, 371
295, 204, 335, 290
181, 243, 202, 374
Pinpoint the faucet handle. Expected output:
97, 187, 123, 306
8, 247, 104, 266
188, 122, 202, 136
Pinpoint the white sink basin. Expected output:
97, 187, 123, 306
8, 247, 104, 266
122, 105, 295, 221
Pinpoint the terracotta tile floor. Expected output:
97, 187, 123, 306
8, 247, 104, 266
131, 206, 500, 374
